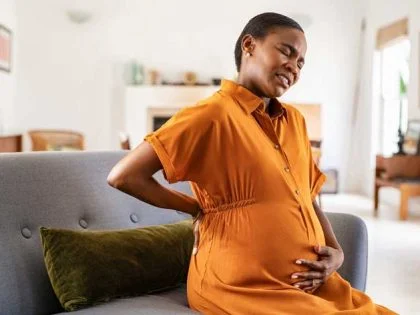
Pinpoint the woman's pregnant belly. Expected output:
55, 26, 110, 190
203, 203, 322, 287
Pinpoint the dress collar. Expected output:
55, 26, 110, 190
220, 79, 287, 120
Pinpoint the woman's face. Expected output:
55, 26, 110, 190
241, 27, 307, 98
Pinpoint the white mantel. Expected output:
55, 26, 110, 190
125, 85, 220, 146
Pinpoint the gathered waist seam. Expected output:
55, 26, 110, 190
202, 198, 256, 213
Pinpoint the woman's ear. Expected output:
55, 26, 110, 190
241, 34, 255, 56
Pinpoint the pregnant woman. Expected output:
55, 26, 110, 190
108, 12, 396, 314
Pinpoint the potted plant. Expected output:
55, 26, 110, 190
394, 73, 407, 155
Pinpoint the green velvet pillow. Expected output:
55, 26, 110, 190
40, 220, 193, 311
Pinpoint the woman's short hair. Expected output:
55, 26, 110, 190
234, 12, 304, 72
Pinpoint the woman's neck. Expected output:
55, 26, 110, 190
236, 76, 271, 112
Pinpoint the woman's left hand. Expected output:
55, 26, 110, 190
192, 209, 203, 256
291, 245, 344, 293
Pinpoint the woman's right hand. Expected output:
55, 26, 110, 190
192, 209, 203, 255
107, 141, 202, 220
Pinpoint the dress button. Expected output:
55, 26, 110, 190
274, 144, 280, 150
284, 167, 290, 172
295, 190, 300, 195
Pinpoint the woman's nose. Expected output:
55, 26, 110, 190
285, 61, 299, 74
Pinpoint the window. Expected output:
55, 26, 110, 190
373, 38, 410, 157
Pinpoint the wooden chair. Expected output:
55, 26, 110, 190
374, 154, 420, 220
310, 140, 322, 164
28, 129, 85, 151
310, 140, 323, 207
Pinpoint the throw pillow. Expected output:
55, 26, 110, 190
40, 220, 193, 311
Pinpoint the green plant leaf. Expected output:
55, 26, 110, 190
399, 74, 407, 96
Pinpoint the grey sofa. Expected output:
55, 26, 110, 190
0, 151, 368, 315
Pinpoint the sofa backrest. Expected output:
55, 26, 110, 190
0, 151, 192, 315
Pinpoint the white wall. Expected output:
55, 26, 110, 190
0, 0, 16, 132
14, 0, 365, 191
14, 0, 114, 150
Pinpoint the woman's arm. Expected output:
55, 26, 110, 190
107, 141, 201, 217
312, 200, 343, 252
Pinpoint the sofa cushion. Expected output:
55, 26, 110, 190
40, 220, 194, 311
53, 285, 197, 315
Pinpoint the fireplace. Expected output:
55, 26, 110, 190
147, 107, 180, 133
153, 116, 172, 131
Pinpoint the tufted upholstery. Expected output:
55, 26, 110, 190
0, 151, 367, 315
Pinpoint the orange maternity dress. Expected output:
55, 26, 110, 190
145, 80, 396, 314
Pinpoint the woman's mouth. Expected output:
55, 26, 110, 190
275, 74, 290, 89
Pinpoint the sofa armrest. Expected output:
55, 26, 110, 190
325, 212, 368, 292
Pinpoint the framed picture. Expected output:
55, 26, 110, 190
320, 169, 339, 194
0, 24, 12, 73
404, 120, 420, 155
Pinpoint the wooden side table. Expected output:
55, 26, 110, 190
374, 154, 420, 220
0, 133, 23, 153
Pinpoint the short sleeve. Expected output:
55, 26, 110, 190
144, 103, 217, 184
301, 117, 327, 200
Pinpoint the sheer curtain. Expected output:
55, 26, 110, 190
343, 17, 409, 195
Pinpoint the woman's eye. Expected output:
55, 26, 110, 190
278, 48, 290, 56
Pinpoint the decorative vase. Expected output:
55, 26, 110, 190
184, 72, 197, 85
